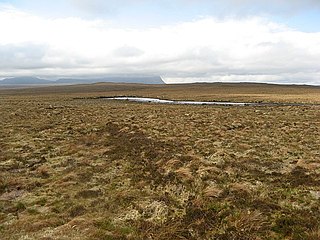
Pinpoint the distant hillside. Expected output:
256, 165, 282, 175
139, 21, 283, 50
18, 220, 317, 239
0, 76, 165, 85
0, 77, 52, 85
56, 76, 164, 84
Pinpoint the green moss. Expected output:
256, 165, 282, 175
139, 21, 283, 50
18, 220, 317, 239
272, 215, 309, 239
15, 202, 26, 211
95, 219, 116, 231
35, 197, 47, 206
27, 208, 40, 215
95, 218, 135, 236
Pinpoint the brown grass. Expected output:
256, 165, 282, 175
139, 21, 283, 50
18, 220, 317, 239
0, 82, 319, 239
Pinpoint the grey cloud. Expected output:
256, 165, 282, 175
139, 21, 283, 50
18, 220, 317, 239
101, 42, 320, 83
113, 46, 144, 58
221, 0, 320, 15
69, 0, 320, 16
226, 0, 320, 9
69, 0, 124, 16
183, 0, 320, 11
1, 40, 319, 85
0, 43, 91, 71
0, 43, 48, 69
120, 41, 320, 83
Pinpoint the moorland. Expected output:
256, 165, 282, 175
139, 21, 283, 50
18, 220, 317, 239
0, 82, 320, 239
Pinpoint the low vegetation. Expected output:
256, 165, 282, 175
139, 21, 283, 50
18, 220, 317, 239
0, 83, 319, 239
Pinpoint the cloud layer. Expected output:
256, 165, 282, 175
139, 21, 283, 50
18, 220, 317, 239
69, 0, 320, 16
0, 6, 320, 84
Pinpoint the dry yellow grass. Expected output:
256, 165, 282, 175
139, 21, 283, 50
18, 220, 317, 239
0, 82, 319, 239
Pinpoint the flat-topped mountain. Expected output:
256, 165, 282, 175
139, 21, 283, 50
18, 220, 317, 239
0, 76, 165, 85
0, 77, 52, 85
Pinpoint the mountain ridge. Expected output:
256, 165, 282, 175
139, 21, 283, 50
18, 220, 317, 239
0, 76, 165, 85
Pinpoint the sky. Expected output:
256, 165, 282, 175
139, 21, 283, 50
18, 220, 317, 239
0, 0, 320, 84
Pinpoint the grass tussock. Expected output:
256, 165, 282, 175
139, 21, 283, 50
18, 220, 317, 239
0, 83, 320, 239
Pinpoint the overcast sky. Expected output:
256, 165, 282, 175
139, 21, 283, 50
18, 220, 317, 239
1, 0, 320, 84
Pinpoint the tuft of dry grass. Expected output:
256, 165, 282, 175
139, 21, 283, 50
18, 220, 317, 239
203, 185, 223, 198
175, 167, 194, 181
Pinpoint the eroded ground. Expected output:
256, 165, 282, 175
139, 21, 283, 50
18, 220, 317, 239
0, 84, 320, 239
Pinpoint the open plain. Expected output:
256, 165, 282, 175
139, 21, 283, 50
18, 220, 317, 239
0, 83, 320, 239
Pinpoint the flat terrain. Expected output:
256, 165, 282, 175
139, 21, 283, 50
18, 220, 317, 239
0, 83, 320, 239
1, 82, 320, 103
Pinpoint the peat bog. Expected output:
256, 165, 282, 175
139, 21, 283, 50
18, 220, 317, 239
0, 83, 320, 239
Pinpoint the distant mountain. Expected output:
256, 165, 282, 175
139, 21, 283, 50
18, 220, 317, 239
0, 77, 52, 85
0, 76, 165, 85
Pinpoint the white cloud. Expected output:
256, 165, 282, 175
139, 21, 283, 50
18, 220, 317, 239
0, 6, 320, 84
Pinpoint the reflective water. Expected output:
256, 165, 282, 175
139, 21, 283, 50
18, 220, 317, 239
107, 97, 254, 106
